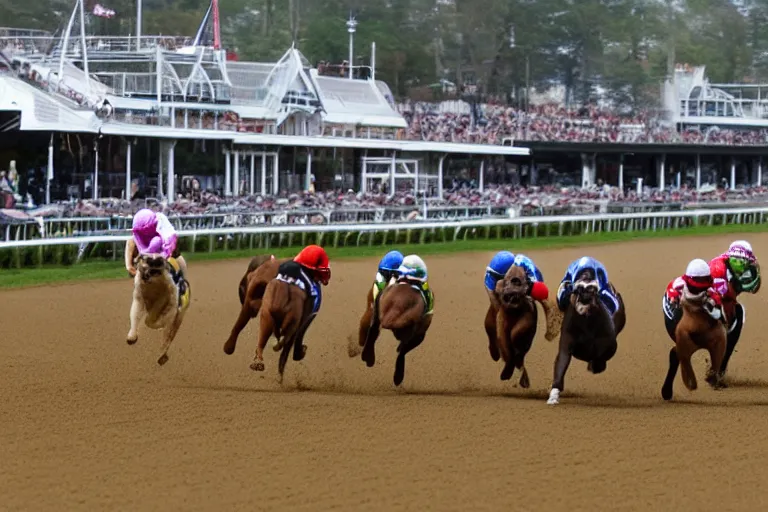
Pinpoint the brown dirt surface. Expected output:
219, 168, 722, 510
3, 233, 768, 511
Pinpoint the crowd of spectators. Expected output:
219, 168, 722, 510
398, 102, 768, 146
5, 183, 766, 222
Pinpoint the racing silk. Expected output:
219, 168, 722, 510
134, 212, 178, 259
276, 260, 322, 314
484, 251, 544, 291
557, 256, 619, 315
710, 254, 761, 301
663, 276, 723, 318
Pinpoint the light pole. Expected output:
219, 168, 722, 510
346, 15, 357, 80
136, 0, 142, 50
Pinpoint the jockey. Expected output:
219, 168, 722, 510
374, 250, 405, 294
397, 254, 434, 315
272, 244, 330, 352
126, 208, 187, 278
556, 256, 619, 315
484, 251, 548, 301
709, 240, 761, 376
662, 258, 725, 341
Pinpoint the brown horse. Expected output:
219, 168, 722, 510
250, 261, 316, 382
360, 278, 433, 386
484, 268, 561, 387
223, 255, 289, 355
484, 266, 537, 387
547, 273, 626, 405
661, 289, 727, 400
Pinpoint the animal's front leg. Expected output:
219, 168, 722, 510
126, 296, 142, 345
157, 313, 184, 366
484, 304, 500, 361
548, 343, 572, 405
223, 299, 259, 355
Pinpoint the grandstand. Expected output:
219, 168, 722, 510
1, 0, 768, 224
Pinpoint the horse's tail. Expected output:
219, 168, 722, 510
541, 298, 563, 341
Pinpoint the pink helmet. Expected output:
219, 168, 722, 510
132, 209, 158, 254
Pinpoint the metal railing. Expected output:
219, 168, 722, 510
1, 207, 766, 269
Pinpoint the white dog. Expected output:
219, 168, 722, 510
126, 253, 191, 365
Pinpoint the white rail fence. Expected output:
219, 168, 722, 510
1, 207, 766, 269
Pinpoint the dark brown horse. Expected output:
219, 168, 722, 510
223, 255, 289, 355
360, 278, 433, 386
250, 261, 316, 382
484, 265, 536, 387
661, 289, 727, 400
547, 273, 626, 405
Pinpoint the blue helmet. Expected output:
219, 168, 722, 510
379, 250, 404, 271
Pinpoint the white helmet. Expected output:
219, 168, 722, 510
685, 258, 711, 278
399, 254, 428, 282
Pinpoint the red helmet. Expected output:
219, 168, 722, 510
294, 244, 331, 285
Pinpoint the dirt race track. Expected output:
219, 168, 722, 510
4, 233, 768, 511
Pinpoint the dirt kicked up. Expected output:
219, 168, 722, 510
2, 233, 768, 511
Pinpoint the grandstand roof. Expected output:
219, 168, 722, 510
311, 71, 406, 128
96, 121, 529, 155
0, 75, 99, 133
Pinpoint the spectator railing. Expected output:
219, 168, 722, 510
1, 202, 708, 242
1, 207, 765, 269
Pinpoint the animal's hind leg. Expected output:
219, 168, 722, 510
126, 297, 142, 345
362, 313, 382, 368
393, 331, 425, 386
484, 305, 500, 362
705, 334, 727, 390
223, 300, 259, 355
251, 309, 274, 372
661, 346, 680, 400
676, 339, 697, 391
293, 314, 315, 362
277, 334, 294, 384
157, 313, 183, 366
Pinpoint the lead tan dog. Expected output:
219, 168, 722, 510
126, 253, 191, 365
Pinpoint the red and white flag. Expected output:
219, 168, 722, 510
93, 4, 116, 18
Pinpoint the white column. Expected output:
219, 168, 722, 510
676, 171, 681, 189
157, 141, 163, 198
390, 151, 396, 196
637, 177, 643, 196
438, 155, 445, 197
414, 159, 419, 194
125, 141, 132, 201
479, 159, 485, 192
696, 154, 701, 190
759, 157, 763, 187
233, 150, 240, 197
581, 153, 590, 188
93, 140, 99, 200
618, 154, 624, 192
361, 156, 367, 193
46, 134, 54, 204
250, 152, 255, 195
272, 152, 279, 195
730, 158, 736, 190
305, 148, 312, 191
224, 149, 231, 197
166, 140, 176, 203
658, 154, 665, 191
260, 152, 267, 195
